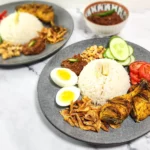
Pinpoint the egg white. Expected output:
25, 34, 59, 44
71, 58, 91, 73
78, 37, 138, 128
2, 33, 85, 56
56, 86, 80, 106
50, 68, 78, 87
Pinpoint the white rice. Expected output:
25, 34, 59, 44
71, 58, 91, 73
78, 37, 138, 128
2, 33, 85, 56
78, 59, 130, 105
0, 12, 43, 44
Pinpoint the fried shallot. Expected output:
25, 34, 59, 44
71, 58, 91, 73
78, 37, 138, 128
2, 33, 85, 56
39, 26, 67, 44
60, 96, 102, 132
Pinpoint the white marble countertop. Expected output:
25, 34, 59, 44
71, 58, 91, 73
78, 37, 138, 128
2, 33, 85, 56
0, 0, 150, 150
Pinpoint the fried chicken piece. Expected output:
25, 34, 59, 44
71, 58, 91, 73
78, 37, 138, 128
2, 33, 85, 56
100, 80, 147, 125
22, 37, 46, 55
131, 81, 150, 122
16, 3, 37, 15
36, 5, 54, 25
131, 96, 150, 122
101, 121, 109, 132
109, 123, 121, 129
100, 103, 130, 125
16, 3, 55, 25
128, 84, 138, 93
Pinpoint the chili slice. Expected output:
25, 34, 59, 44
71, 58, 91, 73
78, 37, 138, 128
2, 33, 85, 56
95, 9, 115, 17
0, 10, 7, 19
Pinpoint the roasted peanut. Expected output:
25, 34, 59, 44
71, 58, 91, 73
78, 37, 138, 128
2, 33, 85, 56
80, 45, 105, 62
2, 52, 9, 59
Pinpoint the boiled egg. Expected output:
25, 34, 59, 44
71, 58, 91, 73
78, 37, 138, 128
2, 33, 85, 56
56, 86, 80, 106
50, 68, 78, 87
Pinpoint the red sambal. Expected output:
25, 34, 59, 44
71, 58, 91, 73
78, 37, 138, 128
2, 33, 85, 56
87, 10, 123, 25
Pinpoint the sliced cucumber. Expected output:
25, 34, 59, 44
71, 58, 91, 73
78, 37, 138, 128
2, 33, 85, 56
128, 45, 134, 56
103, 50, 107, 58
110, 35, 121, 41
118, 56, 131, 66
109, 37, 130, 61
118, 55, 135, 66
130, 55, 135, 63
105, 48, 114, 59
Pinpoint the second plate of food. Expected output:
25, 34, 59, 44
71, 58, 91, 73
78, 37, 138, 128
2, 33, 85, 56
0, 1, 73, 66
38, 37, 150, 144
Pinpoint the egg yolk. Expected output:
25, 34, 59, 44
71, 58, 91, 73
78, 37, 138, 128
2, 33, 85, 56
59, 91, 75, 103
57, 70, 71, 80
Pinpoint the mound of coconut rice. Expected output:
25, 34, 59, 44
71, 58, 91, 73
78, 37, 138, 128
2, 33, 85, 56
0, 12, 43, 45
78, 59, 130, 105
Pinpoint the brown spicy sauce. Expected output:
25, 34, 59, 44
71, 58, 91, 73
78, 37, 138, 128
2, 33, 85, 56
87, 11, 123, 25
61, 54, 87, 76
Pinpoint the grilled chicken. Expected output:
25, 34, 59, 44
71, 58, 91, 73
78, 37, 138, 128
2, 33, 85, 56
16, 3, 55, 25
100, 80, 147, 125
100, 99, 132, 125
131, 81, 150, 122
131, 96, 150, 122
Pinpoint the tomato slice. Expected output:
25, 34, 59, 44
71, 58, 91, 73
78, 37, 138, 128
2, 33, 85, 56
130, 78, 138, 85
130, 72, 141, 82
139, 63, 150, 81
129, 61, 146, 74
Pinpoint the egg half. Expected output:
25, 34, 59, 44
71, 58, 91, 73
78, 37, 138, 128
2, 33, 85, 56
50, 68, 78, 87
56, 86, 80, 106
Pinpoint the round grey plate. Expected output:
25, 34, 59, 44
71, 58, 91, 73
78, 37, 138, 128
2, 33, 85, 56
0, 1, 73, 66
38, 38, 150, 144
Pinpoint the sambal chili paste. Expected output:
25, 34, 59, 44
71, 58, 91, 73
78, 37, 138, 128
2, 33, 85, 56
87, 10, 123, 25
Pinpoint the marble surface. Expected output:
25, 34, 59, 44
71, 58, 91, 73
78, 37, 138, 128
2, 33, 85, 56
0, 0, 150, 150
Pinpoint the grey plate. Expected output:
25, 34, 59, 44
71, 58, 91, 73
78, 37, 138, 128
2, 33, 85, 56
0, 1, 73, 67
37, 38, 150, 145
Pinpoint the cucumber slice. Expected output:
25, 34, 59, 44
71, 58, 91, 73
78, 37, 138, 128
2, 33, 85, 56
103, 50, 107, 58
110, 35, 121, 41
118, 56, 131, 66
130, 55, 135, 63
109, 37, 130, 61
128, 45, 134, 56
118, 55, 135, 66
105, 48, 114, 59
